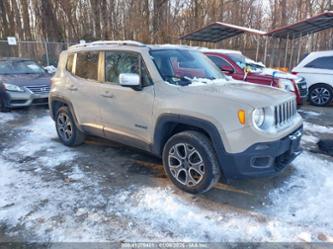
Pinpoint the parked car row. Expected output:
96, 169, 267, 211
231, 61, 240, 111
1, 47, 332, 113
0, 41, 330, 193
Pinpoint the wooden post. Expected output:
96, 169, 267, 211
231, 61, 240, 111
44, 39, 50, 66
297, 33, 303, 64
270, 36, 276, 68
255, 36, 260, 61
289, 35, 295, 69
284, 34, 290, 68
264, 36, 268, 65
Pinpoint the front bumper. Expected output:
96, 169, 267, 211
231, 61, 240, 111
221, 126, 303, 179
5, 91, 49, 108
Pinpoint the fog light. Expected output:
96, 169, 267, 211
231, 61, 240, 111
251, 156, 273, 168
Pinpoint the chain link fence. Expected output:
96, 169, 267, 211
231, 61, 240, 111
0, 40, 76, 67
0, 39, 325, 70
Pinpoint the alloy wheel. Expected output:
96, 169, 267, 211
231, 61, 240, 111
311, 88, 331, 105
57, 113, 73, 142
168, 143, 205, 187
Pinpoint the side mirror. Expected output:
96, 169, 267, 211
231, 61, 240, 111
221, 65, 234, 74
119, 73, 141, 90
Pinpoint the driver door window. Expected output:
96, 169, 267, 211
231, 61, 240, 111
105, 52, 152, 86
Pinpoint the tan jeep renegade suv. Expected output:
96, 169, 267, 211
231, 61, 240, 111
49, 41, 303, 194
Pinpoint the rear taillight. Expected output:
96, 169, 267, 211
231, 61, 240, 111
291, 72, 298, 75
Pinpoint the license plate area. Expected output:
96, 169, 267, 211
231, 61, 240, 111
289, 130, 302, 154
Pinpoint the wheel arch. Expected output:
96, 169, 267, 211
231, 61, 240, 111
309, 82, 333, 92
49, 95, 83, 132
152, 114, 227, 162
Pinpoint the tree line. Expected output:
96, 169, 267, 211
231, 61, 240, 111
0, 0, 332, 51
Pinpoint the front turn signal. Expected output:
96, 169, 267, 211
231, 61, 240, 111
238, 110, 246, 125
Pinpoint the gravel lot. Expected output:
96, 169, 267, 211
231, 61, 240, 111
0, 105, 332, 243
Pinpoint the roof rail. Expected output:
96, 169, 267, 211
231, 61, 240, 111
68, 40, 146, 50
90, 40, 145, 47
68, 43, 87, 50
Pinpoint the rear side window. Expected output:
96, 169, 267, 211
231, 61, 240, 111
105, 51, 152, 87
66, 54, 74, 73
208, 55, 230, 68
305, 56, 333, 70
75, 52, 99, 80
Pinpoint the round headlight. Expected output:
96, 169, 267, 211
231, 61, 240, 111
278, 79, 295, 92
253, 108, 265, 128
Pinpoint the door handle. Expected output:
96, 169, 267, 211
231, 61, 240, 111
101, 92, 114, 98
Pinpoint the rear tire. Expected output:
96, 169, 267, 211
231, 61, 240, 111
309, 84, 333, 107
162, 131, 221, 194
55, 106, 85, 146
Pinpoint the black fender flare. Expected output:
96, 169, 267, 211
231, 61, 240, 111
152, 114, 255, 180
152, 114, 228, 167
49, 94, 83, 132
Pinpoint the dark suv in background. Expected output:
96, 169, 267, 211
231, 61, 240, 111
0, 58, 52, 112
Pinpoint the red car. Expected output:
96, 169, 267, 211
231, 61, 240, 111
204, 49, 308, 105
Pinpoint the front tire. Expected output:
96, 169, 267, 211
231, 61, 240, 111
55, 106, 85, 146
162, 131, 221, 194
309, 84, 333, 106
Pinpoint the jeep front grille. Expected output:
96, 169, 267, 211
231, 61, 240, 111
274, 99, 297, 127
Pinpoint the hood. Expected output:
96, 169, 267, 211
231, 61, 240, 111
258, 68, 301, 81
178, 80, 294, 108
245, 57, 265, 68
0, 73, 51, 87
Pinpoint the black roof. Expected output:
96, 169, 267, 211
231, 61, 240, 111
180, 11, 333, 42
180, 22, 265, 43
266, 11, 333, 38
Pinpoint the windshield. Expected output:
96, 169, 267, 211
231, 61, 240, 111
0, 60, 45, 75
227, 53, 265, 72
150, 49, 228, 86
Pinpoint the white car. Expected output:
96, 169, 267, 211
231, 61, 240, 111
293, 50, 333, 106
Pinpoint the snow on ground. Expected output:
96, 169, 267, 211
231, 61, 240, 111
109, 186, 329, 242
0, 112, 18, 124
0, 111, 333, 242
301, 134, 319, 145
2, 115, 77, 168
298, 109, 321, 117
112, 150, 333, 242
268, 152, 333, 237
303, 121, 333, 134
